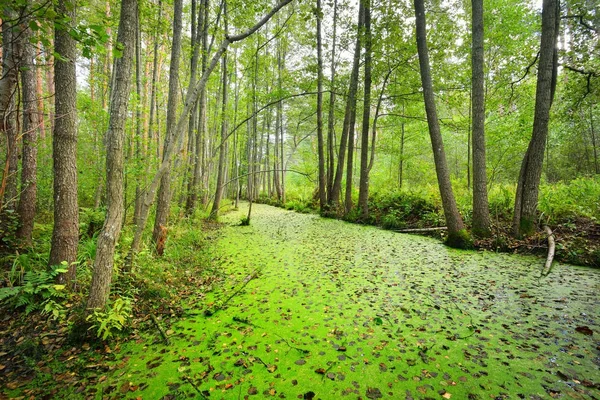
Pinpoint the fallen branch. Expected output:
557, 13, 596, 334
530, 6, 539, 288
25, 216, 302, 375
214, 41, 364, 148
204, 270, 259, 316
541, 225, 555, 277
392, 227, 447, 233
150, 314, 170, 345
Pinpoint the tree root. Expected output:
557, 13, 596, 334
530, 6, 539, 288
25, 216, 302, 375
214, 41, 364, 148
150, 314, 170, 345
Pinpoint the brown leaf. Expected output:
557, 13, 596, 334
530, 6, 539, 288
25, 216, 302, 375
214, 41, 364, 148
575, 326, 593, 336
315, 368, 326, 375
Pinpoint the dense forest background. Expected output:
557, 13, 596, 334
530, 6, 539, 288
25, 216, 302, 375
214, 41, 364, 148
0, 0, 599, 313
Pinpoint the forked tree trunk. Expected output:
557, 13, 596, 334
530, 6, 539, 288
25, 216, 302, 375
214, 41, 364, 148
17, 7, 39, 244
513, 0, 559, 237
50, 0, 79, 282
413, 0, 468, 248
471, 0, 491, 237
87, 0, 137, 310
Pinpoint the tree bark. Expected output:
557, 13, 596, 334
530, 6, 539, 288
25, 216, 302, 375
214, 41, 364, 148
413, 0, 467, 247
513, 0, 559, 237
87, 0, 137, 310
358, 0, 372, 220
17, 7, 38, 244
471, 0, 491, 237
152, 0, 183, 249
50, 0, 79, 283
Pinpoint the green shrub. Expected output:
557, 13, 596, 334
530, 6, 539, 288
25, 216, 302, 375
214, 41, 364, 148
86, 297, 132, 340
79, 207, 105, 239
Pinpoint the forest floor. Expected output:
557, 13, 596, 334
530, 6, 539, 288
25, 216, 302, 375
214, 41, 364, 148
1, 203, 600, 399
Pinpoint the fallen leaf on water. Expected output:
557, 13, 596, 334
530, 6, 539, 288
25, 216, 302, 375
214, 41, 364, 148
443, 392, 452, 399
575, 326, 593, 336
315, 368, 326, 375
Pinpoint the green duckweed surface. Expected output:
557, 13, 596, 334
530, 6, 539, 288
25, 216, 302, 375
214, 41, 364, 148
104, 203, 600, 399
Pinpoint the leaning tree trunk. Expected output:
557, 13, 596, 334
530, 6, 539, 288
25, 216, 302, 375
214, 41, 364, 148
513, 0, 559, 237
50, 0, 79, 283
326, 0, 338, 202
357, 0, 372, 220
87, 0, 137, 310
17, 6, 39, 245
413, 0, 468, 248
471, 0, 491, 237
330, 3, 363, 209
152, 0, 183, 249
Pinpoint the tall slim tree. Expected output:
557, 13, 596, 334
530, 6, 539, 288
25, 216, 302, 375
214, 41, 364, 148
87, 0, 137, 310
471, 0, 491, 237
357, 0, 372, 220
326, 0, 338, 201
152, 0, 183, 247
513, 0, 560, 237
316, 0, 326, 210
50, 0, 79, 282
210, 51, 229, 218
17, 3, 39, 244
329, 4, 363, 208
413, 0, 469, 248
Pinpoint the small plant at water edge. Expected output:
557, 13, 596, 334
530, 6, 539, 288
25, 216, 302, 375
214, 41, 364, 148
86, 297, 133, 340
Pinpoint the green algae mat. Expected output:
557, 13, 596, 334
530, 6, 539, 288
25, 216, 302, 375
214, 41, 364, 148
103, 203, 599, 399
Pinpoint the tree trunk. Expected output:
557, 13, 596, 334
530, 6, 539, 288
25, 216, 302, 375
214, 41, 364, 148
210, 52, 229, 218
127, 0, 293, 263
316, 0, 326, 211
413, 0, 468, 248
326, 0, 338, 203
87, 0, 136, 310
513, 0, 559, 237
357, 0, 372, 220
17, 7, 38, 245
152, 0, 183, 249
133, 0, 144, 227
0, 8, 19, 220
590, 104, 598, 174
471, 0, 491, 237
50, 0, 79, 283
330, 4, 363, 209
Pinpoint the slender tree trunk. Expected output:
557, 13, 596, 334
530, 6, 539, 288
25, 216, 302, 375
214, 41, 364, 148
152, 0, 183, 249
147, 0, 161, 163
210, 52, 229, 218
17, 7, 38, 244
326, 0, 338, 202
87, 0, 137, 310
358, 0, 372, 220
50, 0, 79, 282
315, 0, 326, 211
331, 4, 363, 209
471, 0, 491, 237
590, 104, 598, 174
133, 0, 144, 226
35, 45, 46, 140
513, 0, 559, 237
399, 106, 405, 189
413, 0, 468, 247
